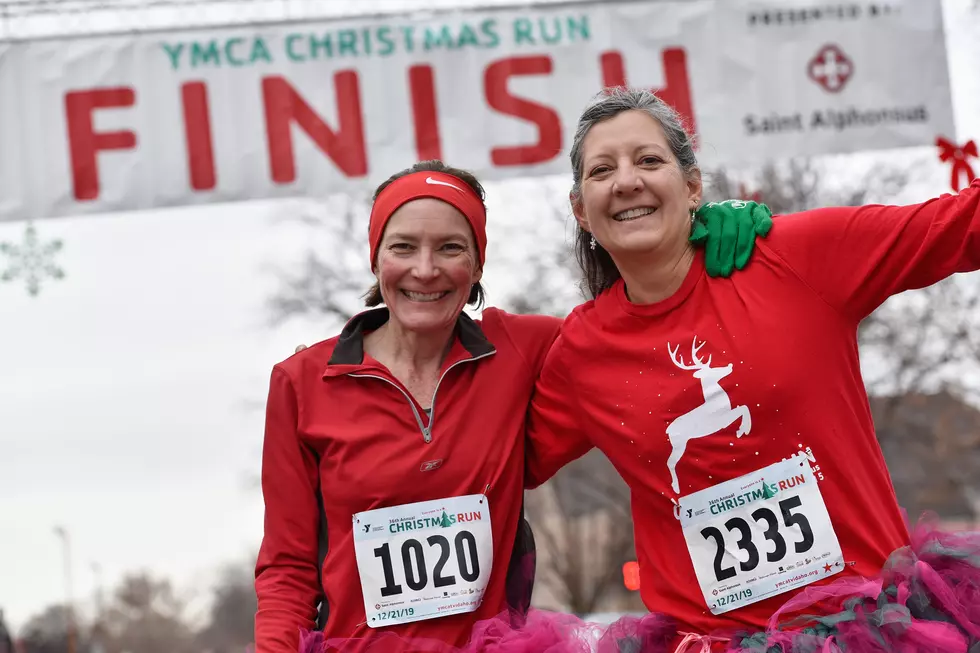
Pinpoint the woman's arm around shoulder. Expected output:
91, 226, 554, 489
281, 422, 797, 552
485, 307, 563, 378
523, 316, 594, 489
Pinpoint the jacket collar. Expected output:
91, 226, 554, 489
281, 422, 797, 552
326, 307, 495, 368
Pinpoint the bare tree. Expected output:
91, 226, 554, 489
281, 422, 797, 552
266, 195, 374, 325
99, 573, 196, 653
525, 450, 640, 615
702, 157, 911, 212
498, 190, 583, 317
0, 611, 13, 653
18, 566, 260, 653
18, 606, 88, 653
874, 391, 980, 521
196, 562, 257, 653
861, 278, 980, 406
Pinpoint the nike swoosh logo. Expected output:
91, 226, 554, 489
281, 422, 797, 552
425, 177, 463, 192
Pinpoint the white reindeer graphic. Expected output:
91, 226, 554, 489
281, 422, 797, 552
665, 337, 751, 494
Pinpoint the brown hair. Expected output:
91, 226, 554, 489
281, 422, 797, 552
364, 160, 486, 308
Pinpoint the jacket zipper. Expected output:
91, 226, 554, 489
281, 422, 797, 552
349, 350, 495, 443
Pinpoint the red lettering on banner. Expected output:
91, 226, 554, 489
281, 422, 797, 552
64, 88, 137, 201
408, 65, 442, 161
181, 82, 216, 191
262, 73, 368, 183
484, 56, 562, 166
600, 48, 696, 136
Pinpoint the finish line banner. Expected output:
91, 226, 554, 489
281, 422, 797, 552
0, 0, 954, 221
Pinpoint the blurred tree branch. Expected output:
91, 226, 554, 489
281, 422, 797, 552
265, 195, 373, 326
526, 451, 638, 614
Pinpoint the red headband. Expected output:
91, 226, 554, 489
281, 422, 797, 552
368, 171, 487, 267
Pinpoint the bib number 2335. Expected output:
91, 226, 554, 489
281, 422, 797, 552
353, 494, 493, 628
679, 457, 844, 615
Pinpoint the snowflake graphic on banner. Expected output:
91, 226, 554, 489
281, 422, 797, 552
0, 222, 65, 296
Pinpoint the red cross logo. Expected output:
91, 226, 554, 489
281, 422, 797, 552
808, 45, 854, 93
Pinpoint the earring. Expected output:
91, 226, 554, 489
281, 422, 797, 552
589, 235, 596, 251
690, 208, 696, 224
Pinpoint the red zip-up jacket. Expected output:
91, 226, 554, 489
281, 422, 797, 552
255, 307, 560, 653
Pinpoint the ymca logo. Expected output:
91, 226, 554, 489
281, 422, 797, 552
665, 337, 752, 494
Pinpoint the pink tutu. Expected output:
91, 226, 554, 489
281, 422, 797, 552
301, 516, 980, 652
599, 515, 980, 653
299, 609, 598, 653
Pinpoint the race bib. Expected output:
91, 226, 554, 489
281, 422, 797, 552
353, 494, 493, 628
679, 456, 844, 615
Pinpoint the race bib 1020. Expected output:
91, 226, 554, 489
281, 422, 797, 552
679, 456, 844, 615
353, 494, 493, 628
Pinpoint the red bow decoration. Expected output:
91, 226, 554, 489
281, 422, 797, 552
936, 137, 977, 192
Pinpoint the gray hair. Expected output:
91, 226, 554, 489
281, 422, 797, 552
569, 87, 699, 298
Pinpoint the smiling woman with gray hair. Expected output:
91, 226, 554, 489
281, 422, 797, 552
524, 86, 980, 653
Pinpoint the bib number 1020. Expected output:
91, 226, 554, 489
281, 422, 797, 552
701, 495, 814, 582
373, 530, 481, 596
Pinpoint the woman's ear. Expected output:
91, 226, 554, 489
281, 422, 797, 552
686, 167, 703, 208
570, 191, 590, 233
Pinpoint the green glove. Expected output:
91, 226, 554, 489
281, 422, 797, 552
690, 200, 774, 278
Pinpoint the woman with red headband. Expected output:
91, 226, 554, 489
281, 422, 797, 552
253, 159, 771, 653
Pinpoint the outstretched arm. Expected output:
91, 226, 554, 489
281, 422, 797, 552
765, 179, 980, 321
254, 367, 322, 653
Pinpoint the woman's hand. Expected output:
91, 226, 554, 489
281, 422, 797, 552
692, 200, 774, 277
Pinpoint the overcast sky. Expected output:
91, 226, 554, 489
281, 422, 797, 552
1, 0, 978, 633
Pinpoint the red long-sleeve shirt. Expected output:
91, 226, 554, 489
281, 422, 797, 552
527, 180, 980, 635
255, 307, 559, 653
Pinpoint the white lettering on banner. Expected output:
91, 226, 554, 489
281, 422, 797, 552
353, 494, 493, 628
0, 0, 953, 221
678, 457, 844, 615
